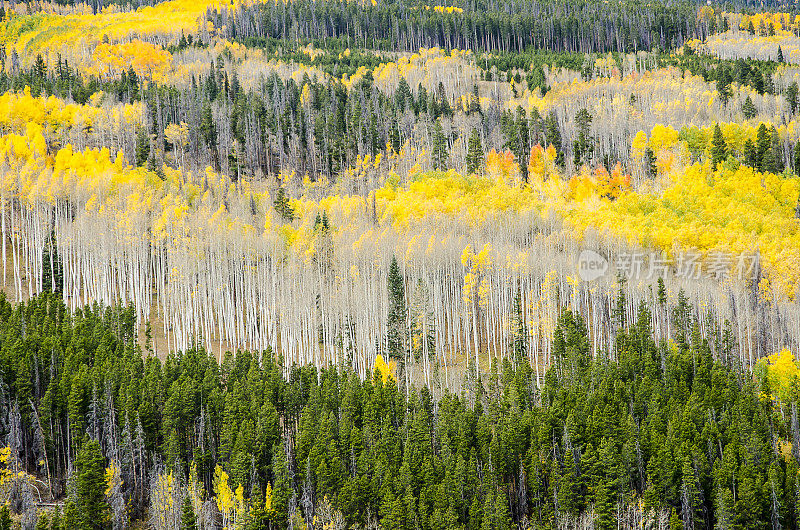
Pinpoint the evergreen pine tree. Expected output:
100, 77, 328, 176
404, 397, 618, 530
34, 53, 46, 79
135, 127, 150, 167
431, 121, 449, 171
711, 123, 727, 170
644, 147, 657, 178
437, 82, 452, 117
273, 187, 295, 222
770, 125, 784, 172
466, 129, 484, 175
573, 108, 593, 167
417, 84, 428, 114
558, 449, 581, 516
389, 120, 401, 153
180, 496, 197, 530
514, 106, 530, 181
544, 111, 564, 166
73, 440, 110, 529
0, 506, 10, 530
613, 274, 627, 330
717, 67, 733, 105
511, 289, 527, 363
793, 142, 800, 172
594, 480, 615, 530
50, 506, 62, 530
395, 77, 413, 113
788, 82, 799, 115
742, 96, 757, 119
756, 123, 773, 172
468, 84, 481, 114
744, 138, 758, 167
387, 256, 406, 362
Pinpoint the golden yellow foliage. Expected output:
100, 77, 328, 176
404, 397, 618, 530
213, 465, 234, 528
104, 460, 123, 497
755, 349, 800, 402
559, 163, 800, 298
373, 354, 396, 383
0, 446, 10, 486
377, 171, 542, 229
92, 39, 172, 81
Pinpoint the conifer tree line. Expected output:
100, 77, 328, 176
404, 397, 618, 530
1, 289, 800, 529
205, 0, 710, 55
5, 39, 800, 185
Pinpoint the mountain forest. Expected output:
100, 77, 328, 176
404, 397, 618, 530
1, 0, 800, 528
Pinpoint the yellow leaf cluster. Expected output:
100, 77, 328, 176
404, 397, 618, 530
104, 460, 123, 497
91, 39, 172, 81
373, 354, 396, 383
755, 349, 800, 402
560, 163, 800, 298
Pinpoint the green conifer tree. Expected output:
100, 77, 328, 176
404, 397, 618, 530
180, 496, 197, 530
711, 123, 727, 170
644, 147, 657, 178
387, 256, 406, 362
742, 96, 757, 119
73, 440, 110, 529
466, 129, 484, 175
273, 187, 296, 222
431, 121, 449, 171
788, 82, 798, 115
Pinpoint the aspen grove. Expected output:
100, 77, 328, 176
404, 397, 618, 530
2, 0, 800, 528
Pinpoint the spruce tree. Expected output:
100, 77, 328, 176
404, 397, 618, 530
389, 120, 401, 153
466, 129, 484, 175
387, 256, 406, 362
468, 84, 481, 114
135, 127, 150, 167
34, 53, 46, 79
417, 84, 428, 114
770, 125, 784, 172
431, 121, 449, 171
793, 142, 800, 172
180, 496, 197, 530
558, 449, 581, 516
788, 82, 799, 115
644, 147, 657, 178
395, 77, 413, 113
544, 111, 564, 166
742, 96, 757, 119
717, 67, 733, 105
711, 123, 727, 170
437, 82, 452, 117
594, 480, 615, 530
756, 123, 773, 172
73, 440, 110, 529
744, 138, 758, 167
273, 187, 295, 222
511, 289, 527, 363
0, 506, 10, 530
572, 108, 593, 167
50, 506, 62, 530
514, 105, 530, 180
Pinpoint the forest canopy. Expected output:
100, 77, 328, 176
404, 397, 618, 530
0, 0, 800, 527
